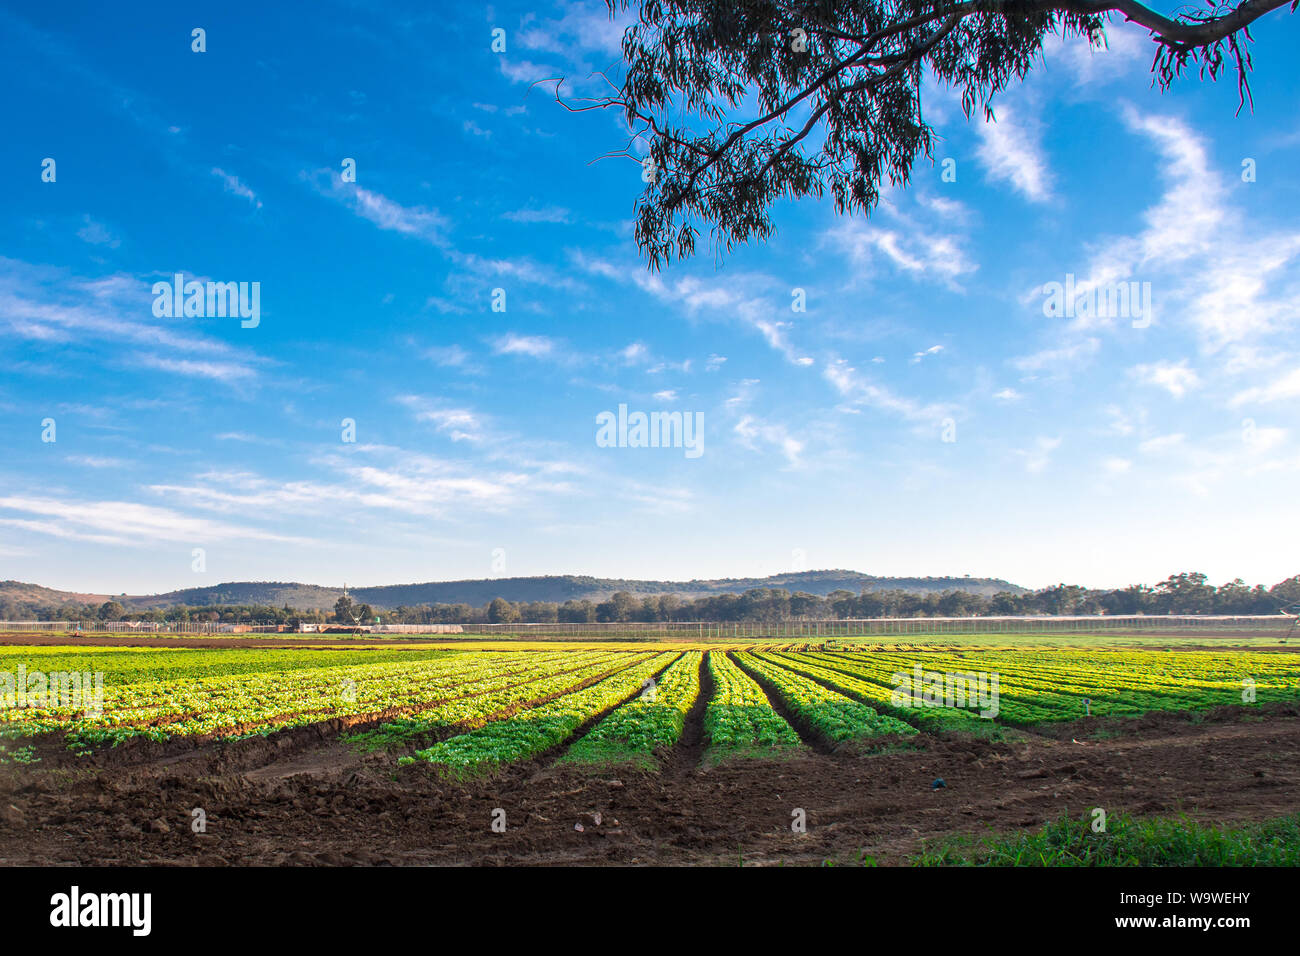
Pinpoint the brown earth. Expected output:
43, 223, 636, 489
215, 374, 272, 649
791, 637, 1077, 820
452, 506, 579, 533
2, 700, 1296, 867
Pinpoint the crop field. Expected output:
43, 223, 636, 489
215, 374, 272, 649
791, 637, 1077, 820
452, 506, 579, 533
2, 639, 1299, 865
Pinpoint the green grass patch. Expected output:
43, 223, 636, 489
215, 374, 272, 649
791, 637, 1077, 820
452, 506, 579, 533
913, 811, 1300, 866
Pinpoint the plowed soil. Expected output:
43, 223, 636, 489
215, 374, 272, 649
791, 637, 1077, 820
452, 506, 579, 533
2, 701, 1296, 866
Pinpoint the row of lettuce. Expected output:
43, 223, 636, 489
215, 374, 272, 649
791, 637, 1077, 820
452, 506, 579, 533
4, 645, 1298, 772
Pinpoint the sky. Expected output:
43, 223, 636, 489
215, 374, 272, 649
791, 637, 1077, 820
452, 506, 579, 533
2, 1, 1299, 596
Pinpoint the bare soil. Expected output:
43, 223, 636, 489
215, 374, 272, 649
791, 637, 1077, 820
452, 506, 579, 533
2, 701, 1296, 866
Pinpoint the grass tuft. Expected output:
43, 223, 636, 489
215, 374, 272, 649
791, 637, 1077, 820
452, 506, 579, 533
912, 811, 1300, 866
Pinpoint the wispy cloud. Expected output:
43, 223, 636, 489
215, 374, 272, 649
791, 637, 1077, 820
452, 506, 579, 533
823, 217, 975, 287
0, 495, 307, 546
0, 259, 262, 381
77, 216, 121, 248
1131, 359, 1201, 398
308, 170, 450, 245
975, 104, 1053, 202
492, 333, 556, 358
734, 415, 805, 467
1231, 367, 1300, 406
396, 395, 486, 442
823, 357, 951, 423
212, 167, 263, 208
503, 205, 570, 223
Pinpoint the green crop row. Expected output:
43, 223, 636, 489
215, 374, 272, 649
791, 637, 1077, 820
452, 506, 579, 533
834, 649, 1300, 721
343, 653, 650, 751
703, 651, 802, 754
0, 645, 457, 686
560, 651, 703, 766
3, 650, 623, 748
402, 653, 677, 775
762, 652, 987, 732
734, 652, 917, 744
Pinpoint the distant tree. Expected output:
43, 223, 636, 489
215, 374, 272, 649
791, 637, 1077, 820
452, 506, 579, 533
523, 601, 560, 623
488, 597, 520, 624
559, 599, 597, 623
989, 592, 1021, 615
97, 600, 125, 622
937, 589, 983, 616
1100, 584, 1152, 615
596, 591, 639, 623
1268, 574, 1300, 609
1154, 572, 1216, 613
355, 603, 374, 623
827, 589, 856, 618
333, 594, 355, 624
789, 592, 823, 618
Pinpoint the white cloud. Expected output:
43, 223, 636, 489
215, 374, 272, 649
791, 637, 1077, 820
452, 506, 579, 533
65, 455, 127, 469
1016, 436, 1062, 473
824, 217, 975, 287
497, 58, 556, 85
1048, 28, 1149, 87
503, 205, 570, 223
1139, 433, 1186, 454
396, 395, 485, 442
1079, 109, 1300, 349
734, 415, 805, 467
823, 358, 950, 422
1130, 359, 1201, 398
975, 104, 1053, 202
517, 3, 629, 56
77, 215, 121, 247
1230, 367, 1300, 406
150, 450, 545, 521
422, 344, 473, 368
492, 334, 556, 358
1243, 425, 1287, 453
0, 261, 260, 382
0, 495, 306, 546
620, 342, 649, 364
1012, 338, 1100, 373
131, 355, 256, 382
212, 167, 262, 208
310, 170, 450, 246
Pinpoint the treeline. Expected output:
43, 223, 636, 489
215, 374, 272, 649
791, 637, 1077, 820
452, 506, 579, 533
467, 572, 1299, 623
5, 572, 1297, 625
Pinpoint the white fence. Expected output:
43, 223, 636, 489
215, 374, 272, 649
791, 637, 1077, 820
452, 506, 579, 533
2, 614, 1291, 639
453, 614, 1295, 639
0, 621, 282, 634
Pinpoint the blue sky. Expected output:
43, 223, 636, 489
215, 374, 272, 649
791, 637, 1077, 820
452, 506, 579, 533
2, 1, 1299, 595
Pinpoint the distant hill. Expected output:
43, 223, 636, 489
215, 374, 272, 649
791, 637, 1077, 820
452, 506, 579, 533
0, 580, 110, 605
1, 571, 1027, 613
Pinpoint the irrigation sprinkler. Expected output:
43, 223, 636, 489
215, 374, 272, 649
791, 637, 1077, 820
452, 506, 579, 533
1272, 602, 1300, 644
